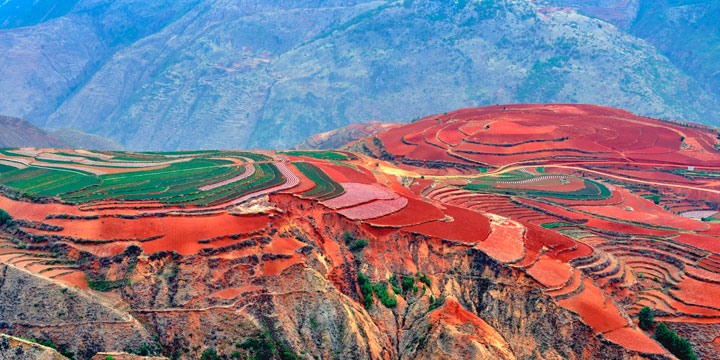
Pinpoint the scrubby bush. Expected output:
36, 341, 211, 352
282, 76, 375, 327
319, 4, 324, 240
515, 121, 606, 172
0, 208, 11, 226
418, 272, 431, 286
402, 276, 415, 294
373, 282, 397, 308
349, 239, 368, 251
357, 273, 373, 309
201, 348, 220, 360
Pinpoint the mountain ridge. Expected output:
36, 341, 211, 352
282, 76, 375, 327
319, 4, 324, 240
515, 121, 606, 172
0, 0, 718, 150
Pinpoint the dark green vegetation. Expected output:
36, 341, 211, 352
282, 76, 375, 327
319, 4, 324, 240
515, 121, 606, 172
466, 178, 611, 200
638, 306, 654, 330
87, 278, 129, 292
654, 322, 697, 360
357, 273, 374, 310
294, 162, 345, 200
280, 151, 350, 161
15, 336, 75, 359
236, 330, 299, 360
0, 208, 11, 226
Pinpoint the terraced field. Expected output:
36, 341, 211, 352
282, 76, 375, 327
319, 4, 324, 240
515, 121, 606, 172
1, 104, 719, 359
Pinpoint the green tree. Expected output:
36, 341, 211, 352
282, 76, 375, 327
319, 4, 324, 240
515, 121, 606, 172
638, 306, 654, 330
654, 322, 698, 360
0, 208, 11, 226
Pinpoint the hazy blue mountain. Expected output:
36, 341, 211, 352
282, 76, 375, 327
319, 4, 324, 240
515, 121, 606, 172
0, 0, 718, 150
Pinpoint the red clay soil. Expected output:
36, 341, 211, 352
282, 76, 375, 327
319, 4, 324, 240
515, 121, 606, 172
35, 213, 271, 255
262, 255, 302, 276
364, 197, 445, 227
585, 218, 677, 237
673, 233, 720, 253
474, 216, 525, 263
370, 104, 720, 168
0, 196, 86, 221
557, 277, 629, 333
573, 188, 706, 232
210, 285, 261, 299
263, 237, 306, 255
405, 205, 491, 243
55, 271, 89, 290
525, 254, 573, 288
603, 327, 666, 354
428, 298, 513, 354
523, 224, 576, 258
315, 163, 377, 185
672, 278, 720, 309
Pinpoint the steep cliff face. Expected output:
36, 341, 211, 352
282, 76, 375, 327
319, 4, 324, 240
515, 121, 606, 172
0, 263, 154, 359
0, 193, 657, 359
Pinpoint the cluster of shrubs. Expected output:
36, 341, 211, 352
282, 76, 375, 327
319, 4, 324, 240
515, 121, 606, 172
638, 307, 697, 360
343, 231, 368, 251
0, 208, 11, 226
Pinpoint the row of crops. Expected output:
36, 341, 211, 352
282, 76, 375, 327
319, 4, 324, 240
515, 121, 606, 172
0, 152, 284, 206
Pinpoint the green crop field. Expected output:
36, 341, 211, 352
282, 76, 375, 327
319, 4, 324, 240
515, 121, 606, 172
294, 162, 345, 200
281, 150, 351, 161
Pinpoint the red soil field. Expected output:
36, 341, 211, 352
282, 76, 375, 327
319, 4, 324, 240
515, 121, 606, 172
262, 255, 302, 276
315, 163, 376, 184
323, 183, 397, 209
603, 327, 666, 354
370, 104, 720, 168
673, 233, 720, 253
263, 237, 306, 255
364, 197, 445, 227
338, 197, 408, 220
585, 218, 677, 237
557, 277, 629, 333
474, 215, 525, 263
526, 255, 573, 288
672, 278, 720, 309
405, 205, 491, 243
55, 271, 89, 290
211, 285, 261, 299
573, 189, 706, 232
284, 163, 316, 194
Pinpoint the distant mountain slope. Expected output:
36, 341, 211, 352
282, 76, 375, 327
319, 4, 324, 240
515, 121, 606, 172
0, 115, 122, 150
295, 121, 400, 150
0, 0, 718, 150
0, 115, 64, 148
48, 128, 124, 151
547, 0, 720, 116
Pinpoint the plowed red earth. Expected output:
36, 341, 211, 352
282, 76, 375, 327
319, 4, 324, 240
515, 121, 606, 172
30, 214, 271, 256
405, 205, 491, 243
363, 198, 445, 227
323, 183, 397, 209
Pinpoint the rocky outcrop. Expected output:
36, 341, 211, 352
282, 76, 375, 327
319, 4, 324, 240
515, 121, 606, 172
0, 334, 67, 360
0, 264, 154, 359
